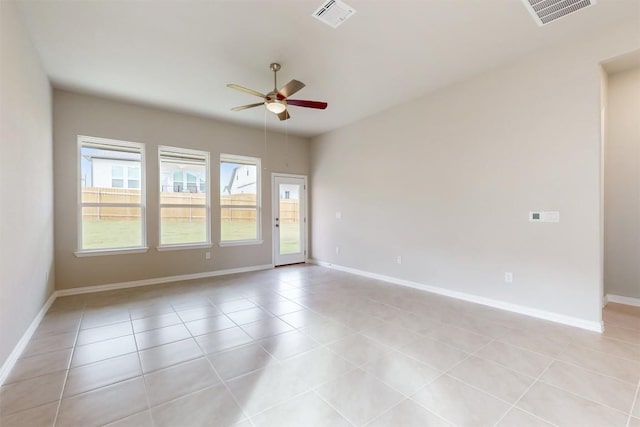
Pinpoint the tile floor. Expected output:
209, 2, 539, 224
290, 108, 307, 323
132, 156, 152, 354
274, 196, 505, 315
1, 264, 639, 427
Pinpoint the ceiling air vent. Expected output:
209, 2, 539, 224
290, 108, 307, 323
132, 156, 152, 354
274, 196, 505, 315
312, 0, 356, 28
521, 0, 596, 26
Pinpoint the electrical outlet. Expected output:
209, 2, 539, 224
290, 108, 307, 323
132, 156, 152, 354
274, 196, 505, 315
205, 251, 211, 260
396, 256, 402, 264
336, 246, 340, 254
504, 272, 513, 283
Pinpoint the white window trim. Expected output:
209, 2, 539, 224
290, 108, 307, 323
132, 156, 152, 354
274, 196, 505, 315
77, 135, 147, 255
220, 153, 262, 245
158, 145, 211, 249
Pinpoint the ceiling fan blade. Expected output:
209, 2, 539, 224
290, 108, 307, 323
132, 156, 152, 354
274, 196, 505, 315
277, 110, 291, 121
278, 80, 305, 98
286, 99, 328, 109
231, 102, 264, 112
227, 84, 266, 99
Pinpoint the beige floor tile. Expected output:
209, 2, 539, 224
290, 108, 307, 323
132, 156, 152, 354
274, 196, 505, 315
6, 348, 72, 384
71, 335, 137, 367
252, 391, 351, 427
496, 408, 554, 426
104, 410, 153, 427
56, 377, 147, 427
278, 309, 328, 328
132, 312, 181, 333
216, 299, 257, 314
327, 333, 391, 367
286, 347, 356, 388
421, 323, 492, 353
184, 314, 235, 336
298, 320, 353, 344
570, 332, 640, 361
32, 313, 81, 339
556, 343, 640, 384
176, 305, 221, 322
76, 321, 133, 346
138, 338, 203, 373
517, 381, 628, 427
152, 384, 246, 427
366, 399, 452, 427
194, 326, 254, 354
257, 329, 318, 360
134, 323, 191, 350
630, 417, 640, 427
208, 343, 276, 380
144, 357, 219, 406
412, 374, 510, 427
360, 319, 419, 349
498, 329, 568, 357
0, 402, 58, 427
399, 336, 469, 371
131, 313, 182, 333
81, 308, 130, 329
240, 317, 294, 340
362, 349, 441, 396
226, 364, 311, 416
21, 332, 76, 358
0, 372, 65, 416
316, 369, 404, 425
226, 307, 273, 325
475, 341, 551, 378
540, 360, 637, 413
634, 391, 640, 418
603, 304, 640, 330
447, 356, 535, 404
63, 352, 141, 397
258, 300, 304, 316
129, 303, 174, 320
603, 324, 640, 345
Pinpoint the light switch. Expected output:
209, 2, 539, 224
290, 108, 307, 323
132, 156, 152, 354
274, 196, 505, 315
335, 211, 342, 219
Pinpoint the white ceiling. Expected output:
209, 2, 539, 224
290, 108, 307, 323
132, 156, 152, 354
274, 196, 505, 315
17, 0, 639, 137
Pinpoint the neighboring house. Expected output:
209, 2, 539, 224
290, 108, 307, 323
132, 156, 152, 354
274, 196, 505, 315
160, 165, 206, 193
84, 152, 206, 193
223, 164, 256, 195
83, 153, 141, 189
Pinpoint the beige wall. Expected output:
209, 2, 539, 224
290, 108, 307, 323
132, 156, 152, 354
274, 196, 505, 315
0, 1, 54, 370
310, 23, 639, 324
604, 67, 640, 299
53, 90, 310, 289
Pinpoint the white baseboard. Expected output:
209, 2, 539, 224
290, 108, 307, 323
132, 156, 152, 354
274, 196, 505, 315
0, 292, 57, 385
1, 264, 274, 385
56, 264, 274, 296
605, 294, 640, 307
311, 259, 603, 333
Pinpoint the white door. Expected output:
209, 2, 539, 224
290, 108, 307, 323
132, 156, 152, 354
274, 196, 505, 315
273, 174, 307, 266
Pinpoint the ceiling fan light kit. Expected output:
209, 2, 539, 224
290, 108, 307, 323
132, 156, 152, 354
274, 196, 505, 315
228, 63, 328, 121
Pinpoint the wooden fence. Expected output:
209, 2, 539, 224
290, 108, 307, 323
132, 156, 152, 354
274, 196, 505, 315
82, 188, 299, 223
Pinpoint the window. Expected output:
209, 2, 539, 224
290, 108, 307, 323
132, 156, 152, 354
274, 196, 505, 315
78, 136, 145, 254
220, 154, 261, 244
159, 146, 210, 247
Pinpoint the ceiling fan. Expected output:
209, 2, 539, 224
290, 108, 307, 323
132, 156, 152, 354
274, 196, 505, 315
227, 63, 328, 121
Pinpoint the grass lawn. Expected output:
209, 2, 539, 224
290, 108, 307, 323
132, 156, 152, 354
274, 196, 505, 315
83, 219, 301, 254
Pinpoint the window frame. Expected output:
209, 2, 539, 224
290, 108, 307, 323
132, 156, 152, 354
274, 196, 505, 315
76, 135, 147, 257
158, 145, 211, 251
219, 153, 262, 246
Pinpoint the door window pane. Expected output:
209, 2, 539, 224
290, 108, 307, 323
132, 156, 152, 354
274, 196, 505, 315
279, 183, 300, 254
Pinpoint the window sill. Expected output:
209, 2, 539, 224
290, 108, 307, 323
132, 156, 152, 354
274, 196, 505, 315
219, 240, 264, 247
157, 243, 213, 252
74, 247, 148, 257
